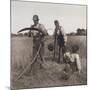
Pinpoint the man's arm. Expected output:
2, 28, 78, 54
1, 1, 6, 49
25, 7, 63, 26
28, 25, 34, 37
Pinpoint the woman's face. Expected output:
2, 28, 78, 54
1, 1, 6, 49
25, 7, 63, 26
54, 21, 59, 27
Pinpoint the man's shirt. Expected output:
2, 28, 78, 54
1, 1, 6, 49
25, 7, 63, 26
31, 23, 47, 37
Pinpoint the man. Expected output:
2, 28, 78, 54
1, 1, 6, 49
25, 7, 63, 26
53, 20, 67, 63
29, 15, 47, 68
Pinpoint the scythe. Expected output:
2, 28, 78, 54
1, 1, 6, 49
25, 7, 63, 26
16, 27, 45, 81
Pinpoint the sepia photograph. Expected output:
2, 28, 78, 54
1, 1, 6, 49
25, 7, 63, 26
11, 0, 87, 89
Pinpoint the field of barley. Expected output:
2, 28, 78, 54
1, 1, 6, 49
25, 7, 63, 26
11, 36, 87, 89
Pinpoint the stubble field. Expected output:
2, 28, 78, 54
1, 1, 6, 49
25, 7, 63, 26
11, 36, 87, 89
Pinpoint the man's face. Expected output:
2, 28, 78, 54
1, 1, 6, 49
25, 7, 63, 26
33, 20, 39, 25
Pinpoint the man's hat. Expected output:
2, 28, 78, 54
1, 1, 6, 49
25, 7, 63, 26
33, 15, 39, 21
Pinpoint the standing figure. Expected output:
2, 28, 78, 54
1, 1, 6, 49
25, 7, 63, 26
29, 15, 47, 68
53, 20, 66, 63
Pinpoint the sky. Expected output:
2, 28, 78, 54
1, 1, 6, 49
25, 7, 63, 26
11, 0, 87, 35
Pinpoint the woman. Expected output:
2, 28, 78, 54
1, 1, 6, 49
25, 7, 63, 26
53, 20, 67, 63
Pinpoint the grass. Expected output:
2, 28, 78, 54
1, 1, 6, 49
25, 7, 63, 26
11, 36, 87, 89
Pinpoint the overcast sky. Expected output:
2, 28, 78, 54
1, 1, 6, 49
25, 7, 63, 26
11, 0, 87, 35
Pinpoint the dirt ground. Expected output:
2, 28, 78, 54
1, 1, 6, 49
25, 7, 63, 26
11, 36, 87, 89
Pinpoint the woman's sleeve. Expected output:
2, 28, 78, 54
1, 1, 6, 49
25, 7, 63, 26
76, 54, 81, 71
61, 26, 67, 43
